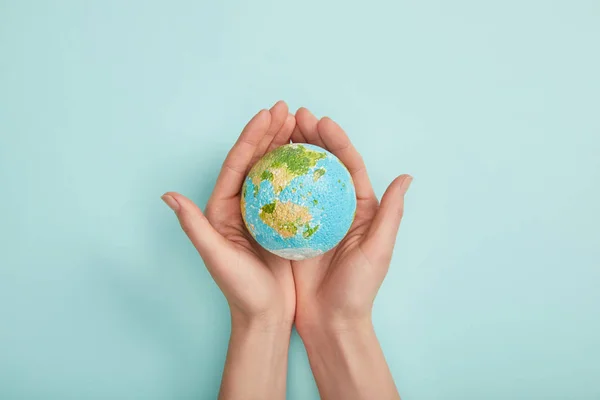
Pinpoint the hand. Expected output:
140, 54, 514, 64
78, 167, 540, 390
290, 107, 411, 400
162, 101, 296, 327
162, 101, 296, 399
291, 107, 412, 331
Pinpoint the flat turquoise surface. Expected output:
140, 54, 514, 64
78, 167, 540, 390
1, 1, 599, 399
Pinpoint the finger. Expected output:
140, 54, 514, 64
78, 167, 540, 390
291, 124, 306, 143
296, 107, 326, 147
161, 192, 233, 266
213, 109, 271, 200
250, 101, 289, 167
361, 175, 412, 263
317, 117, 376, 201
266, 113, 295, 152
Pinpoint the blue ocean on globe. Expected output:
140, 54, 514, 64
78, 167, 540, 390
241, 143, 357, 260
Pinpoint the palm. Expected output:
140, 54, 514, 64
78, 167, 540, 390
206, 191, 295, 318
292, 186, 382, 319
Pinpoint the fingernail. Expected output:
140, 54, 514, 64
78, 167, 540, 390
271, 100, 284, 109
400, 175, 413, 195
161, 194, 180, 212
298, 107, 312, 116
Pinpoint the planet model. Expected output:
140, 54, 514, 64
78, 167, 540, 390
240, 143, 356, 260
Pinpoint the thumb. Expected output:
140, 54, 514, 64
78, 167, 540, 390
361, 175, 412, 262
161, 192, 230, 265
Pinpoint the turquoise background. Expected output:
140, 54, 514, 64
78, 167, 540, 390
1, 0, 598, 399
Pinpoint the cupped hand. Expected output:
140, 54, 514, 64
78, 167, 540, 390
290, 108, 412, 333
162, 101, 297, 328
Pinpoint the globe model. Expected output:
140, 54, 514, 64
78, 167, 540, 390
241, 143, 357, 260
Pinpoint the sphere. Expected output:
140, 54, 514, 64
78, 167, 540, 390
241, 143, 356, 260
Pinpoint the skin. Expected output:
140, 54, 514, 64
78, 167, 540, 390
291, 108, 412, 400
161, 102, 412, 400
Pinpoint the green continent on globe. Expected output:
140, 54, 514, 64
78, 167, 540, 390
258, 200, 318, 239
313, 167, 326, 181
248, 144, 326, 195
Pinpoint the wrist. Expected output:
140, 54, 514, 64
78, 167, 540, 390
221, 309, 292, 400
296, 315, 399, 400
230, 309, 293, 335
295, 306, 373, 340
298, 316, 374, 348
